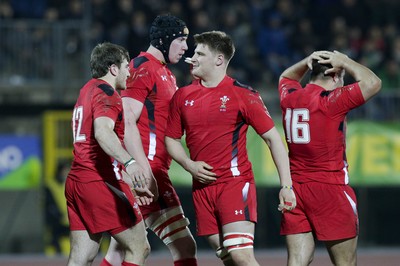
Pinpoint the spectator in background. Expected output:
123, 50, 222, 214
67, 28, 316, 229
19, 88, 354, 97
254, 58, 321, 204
359, 35, 384, 73
278, 50, 381, 265
257, 11, 291, 80
392, 36, 400, 64
379, 59, 400, 91
126, 11, 150, 56
290, 18, 319, 61
102, 14, 198, 266
165, 30, 296, 266
65, 42, 156, 266
338, 0, 370, 32
1, 0, 400, 121
0, 0, 13, 19
60, 0, 83, 20
220, 5, 254, 84
10, 0, 46, 18
376, 59, 399, 120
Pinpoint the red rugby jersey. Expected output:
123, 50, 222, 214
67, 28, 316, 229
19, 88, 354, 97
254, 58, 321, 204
68, 79, 125, 183
166, 76, 274, 187
121, 52, 177, 169
279, 77, 365, 184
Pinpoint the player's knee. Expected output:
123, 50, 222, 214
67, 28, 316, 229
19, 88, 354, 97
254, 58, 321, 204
141, 241, 152, 259
168, 232, 197, 257
68, 244, 99, 265
330, 253, 356, 266
68, 252, 97, 266
288, 252, 313, 266
144, 240, 151, 258
309, 254, 314, 264
215, 246, 231, 262
125, 238, 151, 259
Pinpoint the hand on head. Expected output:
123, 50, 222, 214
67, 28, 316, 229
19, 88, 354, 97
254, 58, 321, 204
311, 50, 348, 75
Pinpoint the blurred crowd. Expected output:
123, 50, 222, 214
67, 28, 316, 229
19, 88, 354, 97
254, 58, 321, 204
1, 0, 400, 92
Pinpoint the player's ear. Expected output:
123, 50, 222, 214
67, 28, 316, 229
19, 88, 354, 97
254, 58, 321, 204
216, 54, 224, 66
109, 64, 118, 76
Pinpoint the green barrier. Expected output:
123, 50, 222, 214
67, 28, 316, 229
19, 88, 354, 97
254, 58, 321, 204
0, 135, 42, 190
0, 157, 41, 189
170, 121, 400, 186
347, 121, 400, 185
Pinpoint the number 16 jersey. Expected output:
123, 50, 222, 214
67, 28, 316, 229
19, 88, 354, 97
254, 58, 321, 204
279, 77, 365, 185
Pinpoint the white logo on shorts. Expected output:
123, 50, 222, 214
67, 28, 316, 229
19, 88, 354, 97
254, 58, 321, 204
235, 210, 243, 215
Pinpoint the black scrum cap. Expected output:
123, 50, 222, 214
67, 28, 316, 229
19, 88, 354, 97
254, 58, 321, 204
149, 14, 188, 63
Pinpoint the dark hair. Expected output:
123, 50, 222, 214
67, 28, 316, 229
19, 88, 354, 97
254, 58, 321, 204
149, 14, 188, 63
193, 31, 235, 62
90, 42, 130, 78
310, 59, 333, 81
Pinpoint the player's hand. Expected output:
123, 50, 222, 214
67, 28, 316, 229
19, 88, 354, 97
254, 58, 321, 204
132, 187, 154, 206
278, 185, 297, 213
186, 160, 217, 184
122, 170, 154, 206
125, 161, 148, 189
317, 50, 348, 75
306, 50, 332, 70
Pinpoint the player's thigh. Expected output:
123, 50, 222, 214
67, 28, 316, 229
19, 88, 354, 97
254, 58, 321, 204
205, 222, 255, 248
286, 232, 315, 252
206, 233, 223, 251
325, 236, 358, 266
221, 220, 256, 248
223, 220, 255, 235
221, 221, 258, 265
145, 206, 192, 242
145, 205, 185, 228
222, 221, 256, 252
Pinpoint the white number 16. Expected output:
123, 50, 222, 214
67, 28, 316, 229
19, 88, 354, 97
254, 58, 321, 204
284, 108, 310, 144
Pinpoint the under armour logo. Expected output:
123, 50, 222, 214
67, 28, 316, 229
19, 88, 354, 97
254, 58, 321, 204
235, 210, 243, 215
185, 100, 194, 106
161, 75, 167, 81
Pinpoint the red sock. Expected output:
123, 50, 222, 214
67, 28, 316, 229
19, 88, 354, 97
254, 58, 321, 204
100, 258, 112, 266
121, 262, 139, 266
174, 258, 198, 266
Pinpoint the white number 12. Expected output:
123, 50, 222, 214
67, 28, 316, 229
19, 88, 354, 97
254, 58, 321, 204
285, 108, 310, 144
72, 106, 86, 143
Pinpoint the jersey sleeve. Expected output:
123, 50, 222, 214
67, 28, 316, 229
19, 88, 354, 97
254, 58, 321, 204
121, 63, 153, 103
165, 90, 184, 139
326, 82, 365, 117
278, 77, 303, 101
92, 89, 121, 122
240, 89, 275, 135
